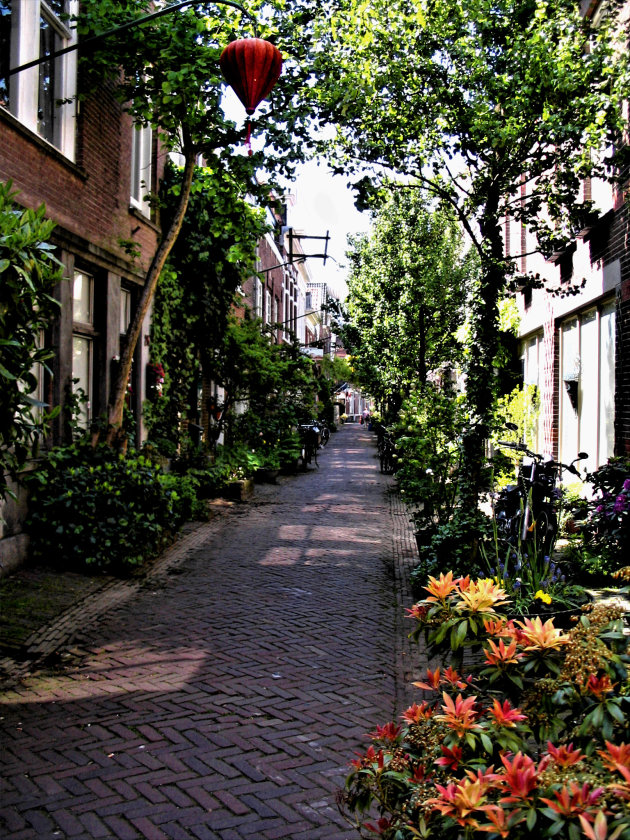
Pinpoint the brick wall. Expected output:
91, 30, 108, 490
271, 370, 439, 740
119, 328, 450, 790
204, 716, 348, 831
0, 86, 161, 277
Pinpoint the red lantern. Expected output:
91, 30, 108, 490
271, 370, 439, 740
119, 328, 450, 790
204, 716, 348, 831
220, 38, 282, 153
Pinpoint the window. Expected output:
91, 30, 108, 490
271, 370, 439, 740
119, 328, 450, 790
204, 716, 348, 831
1, 1, 78, 158
265, 288, 272, 326
130, 123, 153, 216
253, 277, 263, 319
72, 270, 94, 428
559, 302, 615, 472
0, 2, 10, 108
120, 287, 132, 335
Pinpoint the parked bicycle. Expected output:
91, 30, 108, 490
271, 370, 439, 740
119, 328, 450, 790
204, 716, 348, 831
493, 434, 587, 559
378, 427, 397, 474
297, 422, 320, 470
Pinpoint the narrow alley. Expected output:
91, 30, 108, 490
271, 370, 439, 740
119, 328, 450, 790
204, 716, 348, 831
0, 425, 421, 840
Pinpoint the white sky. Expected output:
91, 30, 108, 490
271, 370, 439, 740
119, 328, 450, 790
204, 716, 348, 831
283, 160, 370, 299
222, 89, 370, 299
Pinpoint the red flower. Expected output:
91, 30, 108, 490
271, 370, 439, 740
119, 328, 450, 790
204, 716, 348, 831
497, 752, 538, 802
435, 744, 464, 771
442, 666, 468, 689
586, 673, 615, 699
413, 666, 442, 691
368, 722, 401, 743
487, 699, 527, 728
598, 740, 630, 771
363, 817, 391, 834
402, 702, 433, 723
435, 692, 480, 736
546, 741, 583, 767
539, 782, 604, 818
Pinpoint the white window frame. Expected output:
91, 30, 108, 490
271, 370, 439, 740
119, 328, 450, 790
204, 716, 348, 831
558, 301, 616, 472
72, 270, 94, 427
120, 287, 132, 335
130, 122, 153, 216
253, 277, 263, 319
3, 0, 78, 159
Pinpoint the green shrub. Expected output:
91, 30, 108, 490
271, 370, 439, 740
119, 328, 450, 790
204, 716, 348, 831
26, 443, 181, 573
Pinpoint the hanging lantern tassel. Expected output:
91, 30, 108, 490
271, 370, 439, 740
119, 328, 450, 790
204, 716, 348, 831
220, 38, 283, 155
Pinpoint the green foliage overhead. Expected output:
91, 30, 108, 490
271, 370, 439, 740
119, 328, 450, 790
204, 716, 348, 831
298, 0, 628, 510
0, 181, 62, 498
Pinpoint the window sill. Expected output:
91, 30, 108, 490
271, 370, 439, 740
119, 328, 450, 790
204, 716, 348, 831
128, 204, 161, 234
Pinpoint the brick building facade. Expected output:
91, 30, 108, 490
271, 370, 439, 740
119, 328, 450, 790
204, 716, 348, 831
1, 0, 164, 567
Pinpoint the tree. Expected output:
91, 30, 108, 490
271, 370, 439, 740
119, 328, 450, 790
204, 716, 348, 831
144, 160, 269, 453
0, 182, 61, 498
341, 187, 467, 416
76, 0, 310, 446
301, 0, 628, 510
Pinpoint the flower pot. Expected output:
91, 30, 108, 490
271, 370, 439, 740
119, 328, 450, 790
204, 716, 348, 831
222, 479, 254, 501
254, 468, 279, 484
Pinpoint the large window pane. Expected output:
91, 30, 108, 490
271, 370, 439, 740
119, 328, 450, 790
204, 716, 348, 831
579, 309, 598, 472
0, 1, 11, 109
72, 334, 91, 427
560, 319, 579, 465
73, 271, 93, 324
599, 302, 615, 465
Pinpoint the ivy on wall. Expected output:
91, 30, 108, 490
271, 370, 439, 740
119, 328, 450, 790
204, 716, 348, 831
144, 161, 269, 454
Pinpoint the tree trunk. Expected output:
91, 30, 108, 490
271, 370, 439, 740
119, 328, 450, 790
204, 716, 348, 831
458, 188, 505, 516
103, 148, 197, 449
418, 302, 427, 387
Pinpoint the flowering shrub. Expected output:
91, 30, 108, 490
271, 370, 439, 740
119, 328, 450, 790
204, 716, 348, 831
574, 458, 630, 580
341, 573, 630, 839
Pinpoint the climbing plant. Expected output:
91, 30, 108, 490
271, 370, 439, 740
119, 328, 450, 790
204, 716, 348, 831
144, 160, 268, 454
0, 182, 61, 499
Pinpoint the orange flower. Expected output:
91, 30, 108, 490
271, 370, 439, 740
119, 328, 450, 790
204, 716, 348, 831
367, 722, 401, 743
497, 752, 538, 802
427, 778, 490, 825
435, 692, 480, 736
488, 699, 527, 728
598, 741, 630, 771
424, 571, 458, 602
586, 673, 616, 699
516, 616, 569, 651
483, 617, 509, 637
435, 745, 463, 771
476, 806, 521, 838
402, 702, 433, 724
413, 666, 442, 691
483, 637, 522, 668
453, 578, 509, 614
546, 741, 583, 767
442, 666, 468, 689
539, 782, 604, 818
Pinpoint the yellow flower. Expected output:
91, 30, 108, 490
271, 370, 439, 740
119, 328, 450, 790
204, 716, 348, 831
454, 578, 509, 614
534, 590, 552, 605
516, 616, 569, 651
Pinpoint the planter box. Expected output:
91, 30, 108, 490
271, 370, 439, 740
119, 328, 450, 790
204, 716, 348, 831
222, 479, 254, 501
254, 468, 279, 484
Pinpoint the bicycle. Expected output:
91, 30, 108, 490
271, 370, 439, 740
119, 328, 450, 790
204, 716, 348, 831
298, 423, 320, 470
379, 432, 397, 474
494, 437, 587, 559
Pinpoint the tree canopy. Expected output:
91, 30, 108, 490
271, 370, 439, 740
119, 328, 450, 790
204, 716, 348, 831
342, 187, 468, 414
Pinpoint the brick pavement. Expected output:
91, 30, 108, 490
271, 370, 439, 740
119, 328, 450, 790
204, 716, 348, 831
0, 425, 426, 840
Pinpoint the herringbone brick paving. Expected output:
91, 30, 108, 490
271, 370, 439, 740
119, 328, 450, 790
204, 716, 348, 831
0, 425, 425, 839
